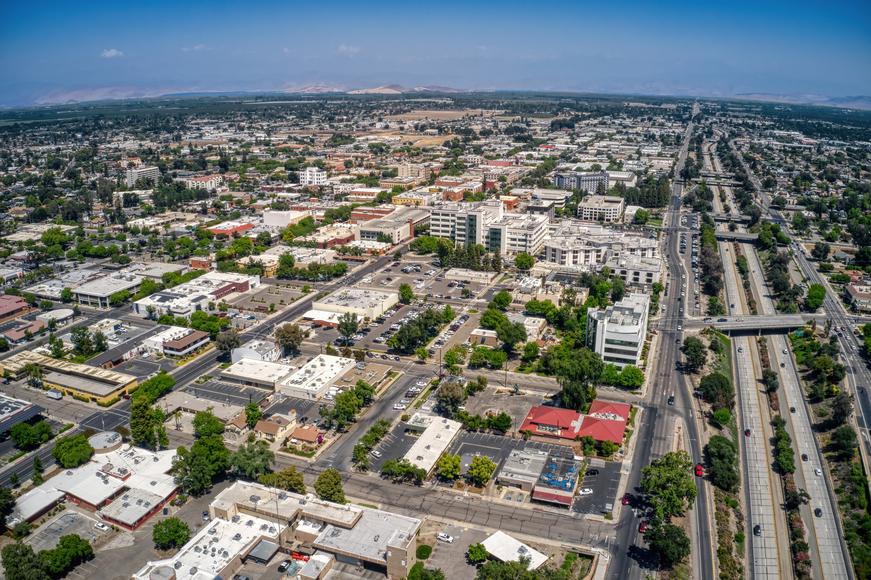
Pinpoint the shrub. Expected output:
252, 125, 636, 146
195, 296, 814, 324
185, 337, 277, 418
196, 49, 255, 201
416, 544, 432, 560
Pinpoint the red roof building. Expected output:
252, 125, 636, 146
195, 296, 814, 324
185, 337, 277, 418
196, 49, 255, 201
578, 399, 631, 444
519, 406, 583, 441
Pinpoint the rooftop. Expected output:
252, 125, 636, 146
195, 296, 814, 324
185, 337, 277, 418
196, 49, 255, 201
481, 531, 548, 571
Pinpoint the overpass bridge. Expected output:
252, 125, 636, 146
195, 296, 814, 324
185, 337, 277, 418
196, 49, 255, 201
683, 313, 824, 333
712, 212, 752, 224
715, 231, 758, 242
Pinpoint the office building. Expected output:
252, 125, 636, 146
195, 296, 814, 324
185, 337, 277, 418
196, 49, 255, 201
402, 414, 462, 475
485, 213, 549, 255
578, 195, 625, 222
552, 170, 608, 194
604, 254, 663, 287
125, 166, 160, 187
133, 272, 259, 319
73, 274, 144, 309
429, 200, 504, 247
299, 166, 328, 186
542, 222, 658, 270
312, 287, 399, 319
586, 293, 649, 368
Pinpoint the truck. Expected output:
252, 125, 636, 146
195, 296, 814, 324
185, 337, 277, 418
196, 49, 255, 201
45, 390, 63, 400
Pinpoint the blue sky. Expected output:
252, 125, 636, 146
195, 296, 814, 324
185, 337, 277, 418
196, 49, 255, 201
1, 0, 869, 106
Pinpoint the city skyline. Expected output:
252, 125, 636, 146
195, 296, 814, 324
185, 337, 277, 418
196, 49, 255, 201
1, 0, 870, 107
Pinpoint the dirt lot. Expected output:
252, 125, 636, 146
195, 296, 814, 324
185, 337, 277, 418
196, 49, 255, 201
229, 283, 302, 312
385, 109, 491, 121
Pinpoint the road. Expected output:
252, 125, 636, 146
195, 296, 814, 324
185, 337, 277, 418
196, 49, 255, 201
611, 105, 715, 580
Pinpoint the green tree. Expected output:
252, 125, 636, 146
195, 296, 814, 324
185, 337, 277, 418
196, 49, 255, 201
521, 341, 539, 364
490, 290, 512, 311
831, 392, 853, 425
557, 348, 603, 411
32, 456, 44, 485
698, 372, 734, 410
436, 453, 461, 481
9, 421, 53, 451
192, 409, 225, 438
415, 347, 429, 362
804, 284, 826, 312
39, 534, 93, 577
811, 241, 831, 261
467, 543, 489, 565
2, 543, 50, 580
337, 312, 360, 342
513, 253, 534, 271
259, 466, 306, 494
704, 435, 739, 492
130, 398, 168, 450
215, 329, 241, 354
435, 381, 466, 417
152, 517, 191, 550
314, 468, 346, 503
831, 425, 858, 458
60, 287, 74, 303
245, 402, 263, 429
93, 331, 108, 353
467, 455, 497, 487
0, 486, 15, 534
231, 439, 275, 480
681, 337, 707, 373
640, 451, 697, 521
647, 523, 691, 568
496, 321, 527, 353
171, 435, 230, 496
711, 408, 731, 428
52, 434, 94, 468
275, 323, 307, 354
399, 283, 415, 304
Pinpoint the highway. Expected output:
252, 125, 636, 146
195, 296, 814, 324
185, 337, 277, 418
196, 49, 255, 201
611, 105, 715, 580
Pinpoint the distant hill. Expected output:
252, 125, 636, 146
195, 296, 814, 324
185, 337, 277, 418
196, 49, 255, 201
347, 84, 466, 95
734, 93, 871, 110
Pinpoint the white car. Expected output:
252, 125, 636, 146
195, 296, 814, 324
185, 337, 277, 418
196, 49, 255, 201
437, 532, 454, 544
94, 522, 110, 532
815, 468, 823, 476
370, 450, 382, 459
416, 380, 427, 387
578, 488, 594, 496
393, 403, 408, 411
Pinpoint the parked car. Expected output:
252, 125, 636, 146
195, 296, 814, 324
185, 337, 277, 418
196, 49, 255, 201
277, 561, 292, 573
94, 522, 109, 532
370, 450, 382, 459
578, 488, 593, 496
437, 532, 454, 544
638, 521, 649, 534
393, 403, 407, 411
621, 494, 631, 506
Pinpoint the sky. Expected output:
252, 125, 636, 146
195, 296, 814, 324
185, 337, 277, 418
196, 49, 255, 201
1, 0, 870, 107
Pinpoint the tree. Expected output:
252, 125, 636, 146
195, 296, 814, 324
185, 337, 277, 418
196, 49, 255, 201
557, 348, 603, 411
152, 517, 191, 550
479, 308, 508, 330
490, 290, 512, 311
259, 466, 306, 494
436, 453, 461, 481
467, 455, 497, 487
93, 331, 108, 353
640, 451, 697, 521
831, 425, 858, 458
275, 323, 307, 354
215, 329, 241, 354
9, 421, 53, 451
704, 435, 739, 492
130, 398, 168, 450
647, 523, 691, 568
172, 435, 230, 496
698, 372, 734, 410
761, 368, 779, 393
52, 434, 94, 468
521, 342, 539, 364
488, 412, 512, 434
231, 439, 275, 480
610, 277, 626, 303
435, 381, 466, 417
245, 402, 263, 429
467, 543, 489, 565
711, 408, 731, 428
192, 409, 225, 438
831, 392, 853, 425
337, 312, 360, 342
415, 347, 429, 362
60, 287, 74, 303
514, 252, 534, 271
496, 321, 527, 353
408, 562, 447, 580
39, 534, 93, 577
681, 337, 707, 373
2, 543, 50, 580
804, 283, 826, 312
399, 283, 415, 304
315, 468, 346, 503
32, 456, 44, 485
811, 241, 831, 261
0, 486, 15, 534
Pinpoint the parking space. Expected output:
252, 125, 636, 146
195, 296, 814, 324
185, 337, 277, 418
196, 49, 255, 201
184, 380, 270, 407
423, 522, 488, 580
114, 358, 164, 379
572, 458, 622, 515
445, 431, 573, 478
264, 396, 327, 426
27, 510, 112, 553
228, 283, 302, 313
462, 385, 548, 427
369, 424, 419, 471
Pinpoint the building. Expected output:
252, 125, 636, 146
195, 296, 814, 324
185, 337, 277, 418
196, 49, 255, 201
846, 284, 871, 313
0, 294, 31, 319
0, 352, 138, 405
299, 224, 357, 248
0, 394, 43, 434
231, 339, 281, 364
207, 220, 255, 237
179, 174, 222, 191
578, 399, 631, 445
485, 213, 549, 255
161, 329, 211, 357
299, 166, 328, 186
542, 222, 658, 270
519, 406, 583, 443
276, 355, 356, 401
125, 166, 160, 187
72, 274, 144, 309
480, 531, 548, 571
222, 359, 295, 390
604, 254, 663, 287
578, 195, 625, 222
312, 287, 399, 320
358, 208, 429, 245
132, 272, 259, 319
2, 319, 46, 344
429, 200, 504, 246
532, 455, 582, 507
586, 292, 649, 368
134, 480, 421, 580
402, 413, 462, 475
496, 448, 549, 491
552, 171, 608, 194
391, 192, 433, 207
263, 210, 311, 229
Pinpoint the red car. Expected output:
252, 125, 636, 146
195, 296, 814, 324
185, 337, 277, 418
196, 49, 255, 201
638, 521, 649, 534
621, 494, 631, 506
695, 463, 704, 477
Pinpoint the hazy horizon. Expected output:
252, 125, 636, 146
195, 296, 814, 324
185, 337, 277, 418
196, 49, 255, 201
1, 0, 870, 107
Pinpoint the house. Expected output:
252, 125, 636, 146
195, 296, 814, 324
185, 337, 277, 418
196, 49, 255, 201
578, 399, 631, 444
289, 425, 322, 446
254, 415, 295, 444
519, 406, 583, 442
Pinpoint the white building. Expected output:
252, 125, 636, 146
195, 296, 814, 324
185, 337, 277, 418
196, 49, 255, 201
262, 210, 311, 229
605, 254, 663, 287
542, 222, 657, 270
312, 287, 399, 320
486, 213, 549, 255
586, 293, 649, 368
578, 195, 625, 222
231, 339, 281, 364
125, 166, 160, 187
276, 354, 355, 400
402, 414, 462, 474
132, 272, 259, 318
429, 200, 504, 247
299, 166, 328, 186
73, 274, 144, 309
179, 174, 223, 191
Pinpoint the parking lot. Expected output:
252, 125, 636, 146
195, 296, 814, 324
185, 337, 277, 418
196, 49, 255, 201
183, 380, 270, 407
445, 431, 573, 479
114, 358, 168, 379
265, 396, 327, 426
462, 386, 549, 430
27, 510, 111, 553
228, 283, 302, 313
369, 422, 421, 471
423, 521, 488, 580
572, 458, 622, 515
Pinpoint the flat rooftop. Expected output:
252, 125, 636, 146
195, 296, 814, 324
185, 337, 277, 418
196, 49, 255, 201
221, 358, 294, 386
314, 287, 398, 310
100, 487, 165, 527
498, 449, 549, 485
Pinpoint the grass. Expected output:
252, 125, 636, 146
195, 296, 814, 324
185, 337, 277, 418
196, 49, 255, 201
284, 447, 316, 458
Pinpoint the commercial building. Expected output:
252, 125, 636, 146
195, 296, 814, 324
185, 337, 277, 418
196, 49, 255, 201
604, 254, 663, 287
0, 394, 43, 434
133, 480, 421, 580
519, 406, 583, 443
132, 272, 259, 318
480, 531, 548, 571
277, 355, 355, 400
161, 329, 211, 357
496, 448, 549, 491
578, 399, 631, 445
0, 294, 31, 319
312, 287, 399, 319
222, 359, 294, 390
263, 210, 311, 229
846, 284, 871, 313
541, 222, 658, 271
532, 455, 582, 507
299, 166, 328, 186
299, 224, 357, 248
0, 351, 138, 404
125, 166, 160, 187
586, 292, 649, 368
206, 220, 255, 237
391, 192, 433, 207
231, 339, 281, 364
429, 200, 504, 247
485, 213, 549, 255
358, 207, 429, 244
578, 195, 625, 222
403, 414, 462, 475
552, 170, 608, 194
72, 273, 144, 308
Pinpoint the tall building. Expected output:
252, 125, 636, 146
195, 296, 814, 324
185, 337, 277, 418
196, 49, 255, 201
299, 166, 328, 186
486, 213, 550, 255
429, 200, 504, 247
542, 222, 658, 269
125, 166, 160, 187
552, 170, 609, 193
577, 195, 625, 222
586, 293, 649, 368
